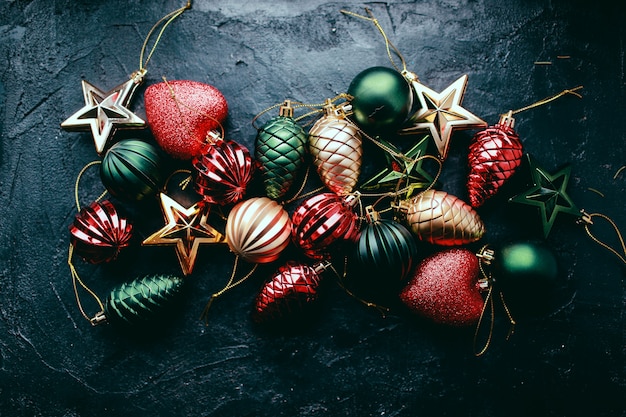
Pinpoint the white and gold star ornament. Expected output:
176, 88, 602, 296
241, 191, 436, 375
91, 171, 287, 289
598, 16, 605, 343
61, 71, 146, 155
402, 72, 487, 159
143, 193, 226, 276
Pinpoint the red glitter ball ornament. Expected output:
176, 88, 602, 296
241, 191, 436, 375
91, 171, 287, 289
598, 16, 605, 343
192, 131, 253, 206
399, 248, 484, 326
253, 260, 330, 324
467, 112, 523, 207
291, 192, 360, 259
69, 200, 133, 264
144, 80, 228, 160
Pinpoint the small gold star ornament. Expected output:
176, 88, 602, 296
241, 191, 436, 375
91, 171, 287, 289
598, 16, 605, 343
143, 193, 226, 276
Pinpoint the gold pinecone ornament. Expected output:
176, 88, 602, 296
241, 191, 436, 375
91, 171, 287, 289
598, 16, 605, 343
308, 100, 362, 196
395, 190, 485, 246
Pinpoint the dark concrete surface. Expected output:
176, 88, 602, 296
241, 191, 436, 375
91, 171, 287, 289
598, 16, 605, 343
0, 1, 625, 416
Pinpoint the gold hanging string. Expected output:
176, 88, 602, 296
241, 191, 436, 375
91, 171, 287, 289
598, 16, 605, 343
328, 257, 390, 317
139, 1, 193, 74
164, 169, 193, 193
282, 166, 325, 205
68, 245, 105, 324
473, 285, 495, 357
340, 8, 408, 74
510, 86, 583, 115
162, 76, 226, 145
74, 160, 107, 212
251, 94, 351, 130
578, 210, 626, 265
613, 166, 626, 180
200, 256, 259, 323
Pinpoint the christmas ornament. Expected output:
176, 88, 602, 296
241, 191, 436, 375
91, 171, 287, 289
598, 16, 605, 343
143, 193, 226, 276
253, 260, 331, 324
395, 189, 485, 245
60, 3, 191, 154
95, 274, 185, 327
346, 66, 413, 132
467, 111, 522, 208
359, 136, 435, 194
291, 192, 360, 260
492, 241, 559, 299
353, 206, 418, 283
255, 101, 308, 200
308, 100, 363, 196
401, 72, 487, 160
144, 79, 229, 160
509, 154, 580, 238
100, 139, 164, 202
192, 130, 254, 205
225, 197, 292, 264
60, 73, 146, 155
399, 248, 484, 326
467, 87, 584, 207
69, 200, 133, 264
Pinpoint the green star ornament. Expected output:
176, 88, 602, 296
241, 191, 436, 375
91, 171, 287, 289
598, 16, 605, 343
509, 154, 580, 238
360, 136, 434, 194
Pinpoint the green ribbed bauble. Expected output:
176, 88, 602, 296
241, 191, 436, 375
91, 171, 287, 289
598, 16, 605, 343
100, 139, 163, 202
494, 242, 558, 293
255, 104, 307, 200
347, 66, 413, 132
104, 274, 185, 327
354, 208, 418, 283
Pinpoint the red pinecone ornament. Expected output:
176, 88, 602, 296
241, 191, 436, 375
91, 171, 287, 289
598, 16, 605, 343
69, 200, 133, 264
253, 261, 330, 323
467, 112, 523, 207
291, 192, 360, 259
192, 131, 253, 206
399, 248, 484, 326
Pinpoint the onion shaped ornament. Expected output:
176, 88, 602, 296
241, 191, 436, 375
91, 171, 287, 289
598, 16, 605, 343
308, 100, 362, 196
100, 139, 164, 202
467, 112, 523, 207
291, 192, 360, 260
353, 206, 418, 283
192, 130, 253, 205
395, 189, 485, 246
225, 197, 292, 264
69, 200, 133, 264
253, 260, 331, 324
97, 274, 185, 327
255, 101, 307, 200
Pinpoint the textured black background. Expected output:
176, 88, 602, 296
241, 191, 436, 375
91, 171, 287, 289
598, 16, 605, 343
1, 1, 625, 416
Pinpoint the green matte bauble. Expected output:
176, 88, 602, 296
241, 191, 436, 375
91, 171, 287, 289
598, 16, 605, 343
494, 242, 558, 293
104, 274, 185, 327
100, 139, 163, 202
347, 66, 413, 132
255, 112, 307, 200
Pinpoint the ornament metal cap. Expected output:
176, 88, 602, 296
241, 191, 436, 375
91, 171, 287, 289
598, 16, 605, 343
364, 205, 380, 223
312, 260, 332, 274
498, 110, 515, 129
279, 100, 294, 118
90, 310, 108, 326
343, 191, 361, 208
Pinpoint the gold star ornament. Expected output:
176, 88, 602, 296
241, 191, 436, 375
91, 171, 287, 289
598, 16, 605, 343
401, 72, 487, 159
143, 193, 227, 276
61, 71, 146, 155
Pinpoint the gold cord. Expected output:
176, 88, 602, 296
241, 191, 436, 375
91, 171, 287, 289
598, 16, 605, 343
164, 169, 193, 193
510, 86, 583, 115
74, 160, 106, 212
340, 8, 408, 74
251, 94, 351, 130
613, 166, 625, 180
139, 1, 192, 72
328, 259, 390, 317
200, 256, 259, 324
68, 245, 105, 324
580, 211, 626, 265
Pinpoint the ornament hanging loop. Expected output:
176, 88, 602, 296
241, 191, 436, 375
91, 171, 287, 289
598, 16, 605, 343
510, 86, 583, 116
67, 244, 107, 325
74, 160, 106, 212
340, 8, 408, 74
578, 209, 626, 265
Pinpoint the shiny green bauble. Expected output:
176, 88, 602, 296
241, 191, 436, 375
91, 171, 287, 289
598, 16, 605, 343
255, 116, 307, 200
347, 66, 413, 132
494, 242, 558, 294
104, 274, 185, 327
100, 139, 163, 202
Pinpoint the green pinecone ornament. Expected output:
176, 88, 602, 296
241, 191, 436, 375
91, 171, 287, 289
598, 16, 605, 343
103, 274, 185, 327
255, 101, 307, 200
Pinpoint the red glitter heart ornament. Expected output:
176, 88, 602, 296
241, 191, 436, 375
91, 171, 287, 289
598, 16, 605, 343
399, 248, 484, 326
144, 80, 228, 160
